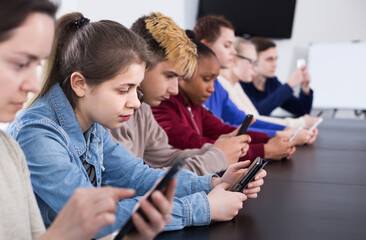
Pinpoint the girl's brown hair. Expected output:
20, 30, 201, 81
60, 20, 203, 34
32, 12, 151, 108
250, 37, 276, 53
193, 15, 234, 43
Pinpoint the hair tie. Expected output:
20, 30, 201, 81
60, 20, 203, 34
75, 17, 90, 28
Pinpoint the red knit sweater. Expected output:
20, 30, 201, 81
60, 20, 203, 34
152, 93, 270, 161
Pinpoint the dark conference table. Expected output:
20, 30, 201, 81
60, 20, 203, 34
156, 118, 366, 240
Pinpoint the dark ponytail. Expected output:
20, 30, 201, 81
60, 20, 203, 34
32, 12, 151, 109
185, 29, 216, 60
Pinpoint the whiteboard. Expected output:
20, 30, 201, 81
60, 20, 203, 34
308, 42, 366, 109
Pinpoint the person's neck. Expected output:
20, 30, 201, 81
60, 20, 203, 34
220, 69, 239, 86
252, 74, 266, 91
74, 107, 92, 133
178, 87, 192, 106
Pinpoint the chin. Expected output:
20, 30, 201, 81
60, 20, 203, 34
0, 113, 16, 123
150, 100, 162, 107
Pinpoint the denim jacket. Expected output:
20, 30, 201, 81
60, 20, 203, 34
7, 84, 213, 238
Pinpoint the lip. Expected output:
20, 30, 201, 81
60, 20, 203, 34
159, 96, 170, 101
119, 115, 132, 121
11, 102, 25, 110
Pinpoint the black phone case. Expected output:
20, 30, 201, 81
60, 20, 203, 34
237, 114, 253, 136
233, 157, 268, 192
114, 158, 186, 240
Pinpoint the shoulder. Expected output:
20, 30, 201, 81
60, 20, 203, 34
0, 130, 27, 171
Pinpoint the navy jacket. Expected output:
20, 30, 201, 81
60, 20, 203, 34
241, 77, 313, 117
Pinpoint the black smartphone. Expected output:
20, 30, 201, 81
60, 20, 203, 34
237, 114, 253, 136
114, 158, 186, 240
231, 157, 268, 192
316, 111, 324, 117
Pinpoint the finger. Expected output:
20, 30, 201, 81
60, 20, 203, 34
247, 179, 264, 188
151, 191, 172, 219
91, 196, 119, 217
246, 193, 258, 199
235, 192, 247, 202
243, 187, 261, 195
229, 160, 251, 171
237, 134, 251, 143
131, 212, 157, 239
162, 178, 177, 203
254, 169, 267, 180
138, 198, 165, 231
92, 212, 117, 233
96, 187, 135, 203
231, 127, 240, 136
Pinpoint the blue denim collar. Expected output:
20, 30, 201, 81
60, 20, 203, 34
44, 84, 101, 157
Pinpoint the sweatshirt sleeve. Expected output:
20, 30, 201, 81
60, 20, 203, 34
152, 99, 217, 149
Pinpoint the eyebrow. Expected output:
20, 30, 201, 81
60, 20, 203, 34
202, 72, 217, 77
14, 51, 51, 62
117, 83, 138, 87
164, 71, 179, 77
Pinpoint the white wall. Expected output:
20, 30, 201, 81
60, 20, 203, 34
57, 0, 188, 28
58, 0, 366, 82
275, 0, 366, 82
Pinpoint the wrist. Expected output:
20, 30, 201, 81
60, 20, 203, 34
263, 143, 272, 159
302, 86, 310, 95
211, 176, 222, 188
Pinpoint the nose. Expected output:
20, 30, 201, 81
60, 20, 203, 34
167, 77, 179, 96
231, 46, 237, 56
126, 89, 141, 110
21, 67, 41, 94
208, 81, 215, 93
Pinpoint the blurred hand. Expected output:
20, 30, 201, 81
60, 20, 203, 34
287, 68, 303, 88
307, 128, 319, 144
301, 66, 311, 94
43, 187, 135, 240
303, 115, 321, 129
127, 179, 177, 240
264, 135, 295, 160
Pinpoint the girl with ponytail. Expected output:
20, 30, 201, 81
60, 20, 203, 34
8, 12, 177, 239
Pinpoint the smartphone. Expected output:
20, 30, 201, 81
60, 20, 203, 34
316, 111, 324, 117
289, 126, 303, 142
309, 117, 323, 132
114, 158, 186, 240
231, 157, 268, 192
297, 58, 306, 68
237, 114, 253, 136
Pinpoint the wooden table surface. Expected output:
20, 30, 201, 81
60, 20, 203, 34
156, 118, 366, 240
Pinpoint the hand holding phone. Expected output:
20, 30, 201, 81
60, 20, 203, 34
289, 126, 303, 142
231, 157, 268, 192
309, 117, 323, 131
237, 114, 253, 136
114, 158, 186, 240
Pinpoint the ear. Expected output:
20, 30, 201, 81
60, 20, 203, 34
70, 72, 87, 97
200, 39, 210, 46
